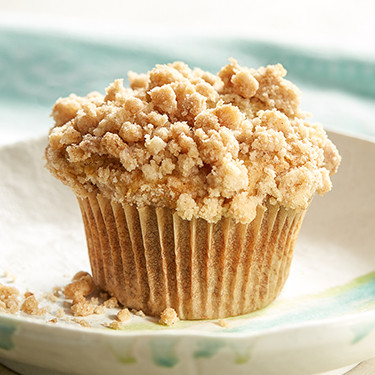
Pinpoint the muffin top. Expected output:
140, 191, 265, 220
45, 59, 341, 223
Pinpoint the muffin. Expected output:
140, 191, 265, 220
45, 59, 341, 319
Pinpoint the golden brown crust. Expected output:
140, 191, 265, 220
45, 59, 340, 223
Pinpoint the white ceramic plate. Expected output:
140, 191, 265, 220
0, 131, 374, 375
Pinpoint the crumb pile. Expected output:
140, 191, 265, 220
0, 284, 20, 314
45, 60, 340, 224
0, 271, 180, 328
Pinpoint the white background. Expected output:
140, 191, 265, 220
0, 0, 374, 56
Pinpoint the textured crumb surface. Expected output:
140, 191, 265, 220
45, 59, 340, 224
0, 284, 20, 314
73, 318, 91, 328
117, 308, 131, 322
159, 307, 179, 326
104, 320, 122, 330
103, 297, 119, 309
20, 294, 46, 316
0, 271, 186, 331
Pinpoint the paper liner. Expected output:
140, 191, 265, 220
78, 194, 305, 319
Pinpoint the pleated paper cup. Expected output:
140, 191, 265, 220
78, 193, 305, 320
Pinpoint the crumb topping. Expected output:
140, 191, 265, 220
45, 59, 341, 223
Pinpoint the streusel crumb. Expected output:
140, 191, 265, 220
20, 295, 46, 316
45, 59, 340, 223
159, 307, 179, 326
217, 319, 230, 328
117, 308, 130, 322
52, 286, 62, 297
131, 309, 145, 317
104, 321, 122, 330
64, 272, 96, 299
103, 296, 119, 309
73, 318, 91, 328
71, 295, 96, 317
0, 284, 20, 314
56, 307, 65, 318
94, 305, 105, 315
44, 292, 58, 302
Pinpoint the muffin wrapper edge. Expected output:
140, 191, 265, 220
78, 194, 305, 320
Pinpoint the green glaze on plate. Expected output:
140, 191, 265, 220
108, 339, 137, 365
98, 272, 375, 336
150, 337, 179, 367
194, 339, 226, 359
225, 271, 375, 334
351, 321, 375, 345
230, 343, 253, 365
0, 320, 16, 351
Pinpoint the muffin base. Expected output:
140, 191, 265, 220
78, 194, 305, 320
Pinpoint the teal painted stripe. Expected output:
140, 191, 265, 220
194, 339, 226, 359
150, 337, 179, 368
226, 272, 375, 334
0, 320, 16, 351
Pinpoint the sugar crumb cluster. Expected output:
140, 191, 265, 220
45, 59, 340, 224
0, 271, 180, 329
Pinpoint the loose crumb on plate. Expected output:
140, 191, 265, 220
94, 305, 105, 315
44, 292, 58, 303
71, 295, 96, 317
64, 272, 97, 299
0, 283, 20, 314
104, 321, 122, 330
131, 309, 145, 317
56, 307, 65, 318
20, 295, 46, 316
52, 286, 63, 297
217, 319, 230, 328
117, 308, 130, 322
73, 318, 91, 328
159, 307, 179, 327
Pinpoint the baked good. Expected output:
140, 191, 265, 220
45, 59, 341, 319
